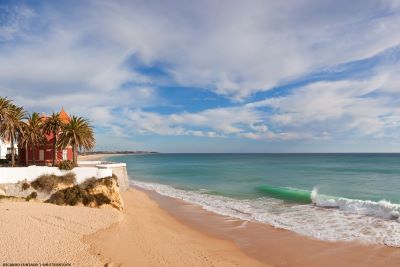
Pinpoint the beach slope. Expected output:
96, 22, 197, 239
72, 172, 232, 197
86, 188, 268, 266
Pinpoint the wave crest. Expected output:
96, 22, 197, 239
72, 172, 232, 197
311, 187, 400, 221
132, 180, 400, 247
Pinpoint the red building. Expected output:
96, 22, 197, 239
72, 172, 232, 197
19, 108, 73, 166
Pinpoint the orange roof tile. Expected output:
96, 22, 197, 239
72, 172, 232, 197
59, 107, 71, 123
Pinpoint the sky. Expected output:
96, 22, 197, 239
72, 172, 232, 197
1, 0, 400, 152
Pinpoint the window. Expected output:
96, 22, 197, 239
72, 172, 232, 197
62, 149, 68, 160
39, 150, 44, 161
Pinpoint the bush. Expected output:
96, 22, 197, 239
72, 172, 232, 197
79, 177, 97, 189
26, 192, 37, 201
62, 172, 76, 184
31, 173, 76, 193
58, 160, 75, 170
80, 175, 118, 190
21, 182, 30, 191
46, 185, 111, 206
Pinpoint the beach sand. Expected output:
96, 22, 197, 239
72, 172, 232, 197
85, 188, 268, 267
85, 188, 400, 267
78, 153, 124, 161
0, 200, 122, 266
2, 186, 400, 266
2, 154, 379, 266
147, 188, 400, 267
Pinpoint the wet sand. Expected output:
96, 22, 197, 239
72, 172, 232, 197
80, 153, 400, 266
146, 188, 400, 267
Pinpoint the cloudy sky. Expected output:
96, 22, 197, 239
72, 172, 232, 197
1, 0, 400, 152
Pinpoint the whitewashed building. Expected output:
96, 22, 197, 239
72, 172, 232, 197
0, 140, 17, 159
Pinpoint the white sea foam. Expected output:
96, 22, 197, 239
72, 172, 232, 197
132, 180, 400, 247
311, 187, 400, 220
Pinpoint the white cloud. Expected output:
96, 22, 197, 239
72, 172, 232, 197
81, 0, 400, 100
117, 106, 318, 141
250, 73, 400, 138
1, 1, 400, 149
2, 0, 400, 102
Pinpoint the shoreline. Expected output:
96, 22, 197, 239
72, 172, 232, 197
78, 153, 400, 266
141, 186, 400, 267
2, 182, 399, 266
78, 153, 128, 161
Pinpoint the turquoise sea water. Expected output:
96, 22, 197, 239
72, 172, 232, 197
108, 153, 400, 246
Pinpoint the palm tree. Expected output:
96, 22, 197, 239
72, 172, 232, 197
42, 112, 62, 166
58, 116, 95, 166
0, 97, 12, 125
0, 104, 27, 166
18, 122, 29, 166
24, 112, 45, 165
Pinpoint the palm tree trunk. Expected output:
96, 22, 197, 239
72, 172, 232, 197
32, 145, 36, 165
73, 144, 78, 166
25, 142, 28, 166
53, 132, 57, 166
11, 138, 15, 167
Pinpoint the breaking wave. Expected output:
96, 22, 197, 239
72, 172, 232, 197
132, 180, 400, 247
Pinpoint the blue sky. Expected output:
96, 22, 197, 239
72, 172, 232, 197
1, 0, 400, 152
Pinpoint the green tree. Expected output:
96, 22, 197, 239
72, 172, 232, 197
0, 97, 12, 125
24, 112, 45, 165
59, 116, 95, 166
42, 113, 63, 166
0, 103, 27, 166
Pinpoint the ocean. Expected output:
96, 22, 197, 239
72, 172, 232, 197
107, 153, 400, 247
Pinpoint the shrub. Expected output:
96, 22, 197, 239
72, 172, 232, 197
46, 185, 111, 206
25, 192, 37, 201
31, 173, 76, 193
46, 186, 88, 206
80, 177, 97, 189
21, 182, 30, 191
0, 195, 18, 200
62, 172, 76, 184
58, 160, 75, 170
81, 175, 118, 190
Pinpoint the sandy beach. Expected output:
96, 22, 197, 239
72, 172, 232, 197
2, 184, 400, 266
0, 200, 122, 266
148, 188, 400, 267
86, 189, 268, 267
78, 153, 126, 161
79, 153, 400, 267
0, 189, 267, 266
0, 153, 398, 266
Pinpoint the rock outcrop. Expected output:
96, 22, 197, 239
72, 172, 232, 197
46, 175, 124, 210
0, 174, 124, 210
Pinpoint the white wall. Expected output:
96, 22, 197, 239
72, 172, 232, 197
0, 141, 18, 159
0, 141, 8, 159
78, 161, 129, 192
0, 166, 112, 184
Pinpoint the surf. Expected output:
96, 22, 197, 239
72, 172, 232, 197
311, 187, 400, 220
257, 184, 400, 221
257, 185, 313, 203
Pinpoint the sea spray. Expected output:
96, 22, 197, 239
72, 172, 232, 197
313, 193, 400, 220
